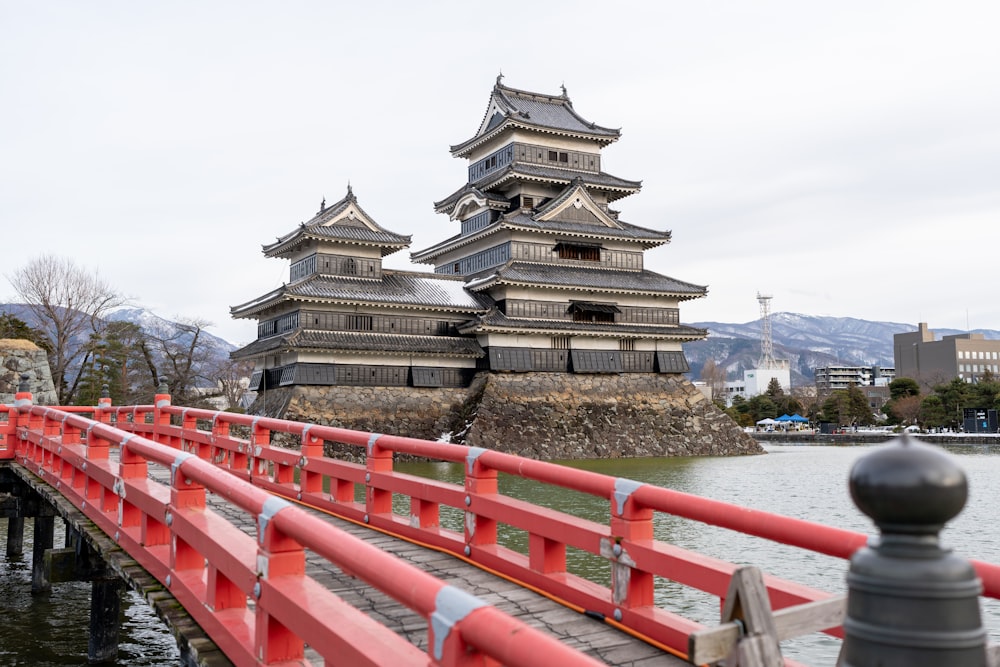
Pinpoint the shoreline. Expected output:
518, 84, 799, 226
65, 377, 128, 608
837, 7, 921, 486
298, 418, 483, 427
751, 431, 1000, 446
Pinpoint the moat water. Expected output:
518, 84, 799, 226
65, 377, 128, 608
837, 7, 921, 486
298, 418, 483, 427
3, 442, 999, 665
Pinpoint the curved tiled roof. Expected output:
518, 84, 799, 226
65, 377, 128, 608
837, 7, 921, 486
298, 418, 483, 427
434, 165, 640, 216
466, 262, 707, 299
230, 271, 491, 318
232, 330, 484, 359
409, 213, 670, 264
451, 81, 620, 156
457, 309, 707, 341
503, 213, 671, 244
264, 186, 411, 257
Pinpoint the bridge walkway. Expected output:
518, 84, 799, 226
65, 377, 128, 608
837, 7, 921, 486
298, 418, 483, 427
202, 486, 687, 666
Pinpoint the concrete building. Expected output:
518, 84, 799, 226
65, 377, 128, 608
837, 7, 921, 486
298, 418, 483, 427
814, 365, 895, 393
894, 322, 1000, 389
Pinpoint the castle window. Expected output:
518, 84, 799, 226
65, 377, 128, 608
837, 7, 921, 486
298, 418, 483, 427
554, 242, 601, 261
551, 336, 570, 349
522, 196, 533, 208
559, 152, 568, 163
568, 302, 619, 324
619, 339, 635, 351
346, 315, 373, 331
548, 150, 557, 161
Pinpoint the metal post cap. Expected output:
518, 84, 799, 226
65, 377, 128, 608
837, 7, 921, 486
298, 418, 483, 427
849, 433, 967, 535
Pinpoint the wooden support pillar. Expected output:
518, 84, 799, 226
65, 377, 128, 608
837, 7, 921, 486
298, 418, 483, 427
6, 516, 24, 557
31, 515, 55, 594
89, 577, 124, 664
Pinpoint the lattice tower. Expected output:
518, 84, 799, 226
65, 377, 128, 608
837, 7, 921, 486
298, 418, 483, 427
757, 292, 778, 369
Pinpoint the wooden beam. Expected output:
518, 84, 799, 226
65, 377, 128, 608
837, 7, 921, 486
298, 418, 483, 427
688, 584, 845, 664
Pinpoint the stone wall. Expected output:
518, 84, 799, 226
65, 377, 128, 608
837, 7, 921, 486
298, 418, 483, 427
251, 371, 761, 459
0, 339, 58, 405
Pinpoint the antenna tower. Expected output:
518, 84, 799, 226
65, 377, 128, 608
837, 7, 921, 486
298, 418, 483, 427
757, 292, 777, 369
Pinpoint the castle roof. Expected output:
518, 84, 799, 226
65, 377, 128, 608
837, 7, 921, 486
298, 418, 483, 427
451, 78, 620, 157
232, 330, 484, 360
263, 186, 411, 258
411, 211, 671, 265
465, 262, 707, 299
230, 270, 490, 318
457, 309, 707, 341
433, 165, 640, 215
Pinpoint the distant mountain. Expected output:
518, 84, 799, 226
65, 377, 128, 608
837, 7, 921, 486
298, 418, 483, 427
2, 303, 235, 355
105, 307, 236, 354
685, 313, 1000, 386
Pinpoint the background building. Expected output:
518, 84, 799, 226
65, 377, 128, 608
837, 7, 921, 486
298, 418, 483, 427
894, 322, 1000, 390
814, 365, 895, 392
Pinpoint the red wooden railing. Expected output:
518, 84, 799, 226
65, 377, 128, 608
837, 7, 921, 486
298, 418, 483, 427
5, 391, 1000, 666
1, 394, 604, 667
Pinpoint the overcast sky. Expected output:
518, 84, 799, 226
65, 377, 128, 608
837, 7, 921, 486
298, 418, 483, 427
3, 2, 998, 345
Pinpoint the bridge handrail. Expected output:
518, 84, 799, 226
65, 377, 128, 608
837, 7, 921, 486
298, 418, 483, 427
145, 402, 1000, 576
103, 400, 901, 658
9, 400, 605, 667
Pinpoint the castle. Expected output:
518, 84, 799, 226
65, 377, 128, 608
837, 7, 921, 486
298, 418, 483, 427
230, 78, 760, 458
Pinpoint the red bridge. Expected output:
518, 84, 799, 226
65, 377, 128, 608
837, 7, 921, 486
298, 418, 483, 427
2, 387, 999, 666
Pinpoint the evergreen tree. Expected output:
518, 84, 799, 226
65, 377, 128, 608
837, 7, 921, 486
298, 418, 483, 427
0, 312, 52, 351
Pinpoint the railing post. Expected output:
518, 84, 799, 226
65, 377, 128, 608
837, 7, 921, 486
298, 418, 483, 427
255, 498, 305, 663
609, 479, 654, 609
14, 374, 34, 458
96, 384, 113, 424
365, 434, 394, 516
839, 435, 987, 666
153, 381, 171, 427
463, 448, 497, 552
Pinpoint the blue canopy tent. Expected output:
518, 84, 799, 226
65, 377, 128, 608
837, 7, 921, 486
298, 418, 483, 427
775, 414, 793, 422
788, 413, 809, 423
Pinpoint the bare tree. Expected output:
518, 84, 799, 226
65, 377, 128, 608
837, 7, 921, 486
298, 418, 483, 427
141, 317, 219, 404
213, 356, 255, 411
699, 358, 727, 402
6, 255, 126, 404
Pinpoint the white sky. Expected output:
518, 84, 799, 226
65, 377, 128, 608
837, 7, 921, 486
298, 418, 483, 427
3, 1, 998, 346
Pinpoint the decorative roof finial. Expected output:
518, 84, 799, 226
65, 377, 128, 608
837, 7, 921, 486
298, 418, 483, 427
346, 182, 355, 201
561, 82, 568, 98
320, 196, 326, 212
496, 70, 504, 86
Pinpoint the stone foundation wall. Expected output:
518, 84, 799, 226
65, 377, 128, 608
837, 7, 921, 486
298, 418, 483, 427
250, 371, 761, 459
465, 373, 761, 458
1, 339, 58, 405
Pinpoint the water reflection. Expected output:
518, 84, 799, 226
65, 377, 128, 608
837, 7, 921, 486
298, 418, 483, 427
0, 518, 179, 666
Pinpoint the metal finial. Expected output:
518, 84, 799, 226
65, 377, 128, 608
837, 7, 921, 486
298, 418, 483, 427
101, 383, 110, 399
158, 380, 168, 394
18, 373, 30, 393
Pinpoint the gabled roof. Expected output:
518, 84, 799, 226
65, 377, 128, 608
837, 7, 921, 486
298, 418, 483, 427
433, 164, 640, 216
444, 187, 511, 220
465, 262, 707, 299
263, 185, 411, 258
451, 78, 621, 158
534, 178, 621, 228
230, 270, 491, 318
457, 309, 708, 341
